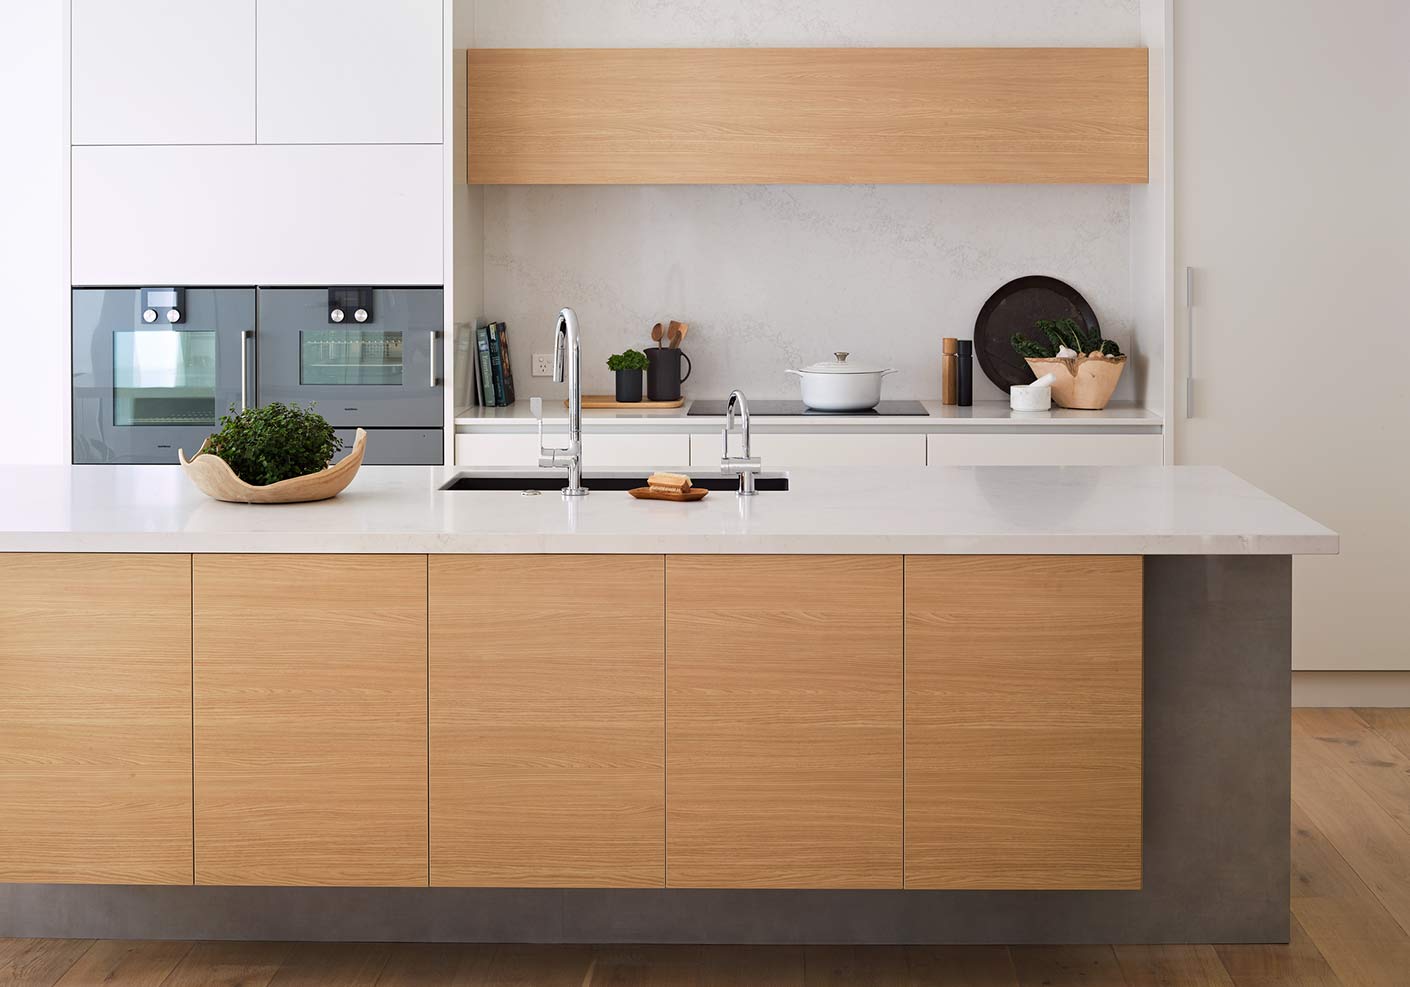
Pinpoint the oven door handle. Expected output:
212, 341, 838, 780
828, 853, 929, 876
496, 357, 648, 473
429, 329, 442, 388
240, 330, 254, 411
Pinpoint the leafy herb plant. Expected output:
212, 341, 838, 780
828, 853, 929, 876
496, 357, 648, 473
607, 349, 650, 372
1011, 318, 1124, 360
204, 402, 343, 487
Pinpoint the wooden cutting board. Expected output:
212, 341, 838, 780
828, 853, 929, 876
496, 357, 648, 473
569, 396, 686, 410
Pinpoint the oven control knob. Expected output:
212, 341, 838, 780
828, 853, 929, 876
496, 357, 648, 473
142, 308, 158, 324
353, 308, 369, 324
165, 308, 181, 324
330, 308, 345, 323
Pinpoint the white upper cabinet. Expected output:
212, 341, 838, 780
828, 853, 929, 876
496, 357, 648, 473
71, 0, 256, 145
256, 0, 443, 144
72, 144, 444, 286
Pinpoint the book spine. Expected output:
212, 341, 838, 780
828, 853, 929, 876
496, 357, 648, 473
487, 323, 507, 406
475, 326, 495, 406
496, 323, 516, 405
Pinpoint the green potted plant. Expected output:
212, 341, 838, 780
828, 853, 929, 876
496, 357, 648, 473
1010, 318, 1127, 410
179, 402, 364, 504
607, 349, 649, 402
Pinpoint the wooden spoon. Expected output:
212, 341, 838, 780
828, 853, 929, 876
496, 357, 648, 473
651, 323, 665, 347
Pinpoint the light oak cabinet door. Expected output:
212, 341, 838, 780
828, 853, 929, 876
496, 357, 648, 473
257, 0, 442, 144
430, 556, 665, 887
72, 0, 255, 145
665, 556, 903, 888
0, 554, 193, 885
905, 556, 1143, 890
193, 555, 428, 886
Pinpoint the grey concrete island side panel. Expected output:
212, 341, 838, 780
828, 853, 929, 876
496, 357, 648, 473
0, 556, 1292, 944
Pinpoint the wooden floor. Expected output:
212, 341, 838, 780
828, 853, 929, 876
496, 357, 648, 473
3, 708, 1409, 986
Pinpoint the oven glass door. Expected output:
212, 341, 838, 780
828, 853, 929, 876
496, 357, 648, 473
299, 329, 404, 386
113, 329, 219, 426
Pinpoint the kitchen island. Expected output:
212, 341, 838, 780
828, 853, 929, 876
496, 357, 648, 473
0, 464, 1334, 944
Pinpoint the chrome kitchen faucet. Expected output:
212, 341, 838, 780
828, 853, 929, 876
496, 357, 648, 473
721, 389, 763, 497
534, 307, 588, 497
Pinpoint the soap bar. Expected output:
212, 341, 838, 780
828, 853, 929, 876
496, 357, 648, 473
648, 472, 692, 493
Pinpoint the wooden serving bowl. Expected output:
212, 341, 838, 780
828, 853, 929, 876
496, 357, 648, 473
1024, 355, 1127, 410
179, 428, 367, 504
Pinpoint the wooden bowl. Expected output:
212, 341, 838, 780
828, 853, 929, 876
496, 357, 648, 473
179, 428, 367, 504
1024, 356, 1127, 410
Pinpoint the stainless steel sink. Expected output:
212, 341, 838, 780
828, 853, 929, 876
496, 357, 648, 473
440, 472, 789, 492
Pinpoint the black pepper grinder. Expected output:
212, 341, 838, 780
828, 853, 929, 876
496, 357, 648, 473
957, 339, 974, 407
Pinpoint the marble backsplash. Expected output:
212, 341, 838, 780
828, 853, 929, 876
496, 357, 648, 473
482, 184, 1134, 403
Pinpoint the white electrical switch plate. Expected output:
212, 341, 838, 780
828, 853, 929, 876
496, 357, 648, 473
532, 353, 553, 377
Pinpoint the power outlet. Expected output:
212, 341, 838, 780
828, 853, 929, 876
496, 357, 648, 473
531, 353, 554, 377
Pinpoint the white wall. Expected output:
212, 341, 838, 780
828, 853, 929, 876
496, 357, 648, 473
1175, 0, 1410, 672
456, 0, 1148, 404
0, 0, 68, 464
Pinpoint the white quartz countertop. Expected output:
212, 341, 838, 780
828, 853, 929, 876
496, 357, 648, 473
0, 464, 1337, 556
455, 399, 1163, 432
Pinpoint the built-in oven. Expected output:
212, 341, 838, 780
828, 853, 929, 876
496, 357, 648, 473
257, 288, 443, 464
73, 287, 255, 464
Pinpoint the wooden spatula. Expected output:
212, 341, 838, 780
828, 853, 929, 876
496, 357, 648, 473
668, 321, 689, 348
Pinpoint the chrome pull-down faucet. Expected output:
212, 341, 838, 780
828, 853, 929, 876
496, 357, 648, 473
535, 307, 588, 497
720, 389, 762, 497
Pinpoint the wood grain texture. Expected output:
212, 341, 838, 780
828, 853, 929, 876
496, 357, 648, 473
0, 554, 193, 885
1011, 945, 1128, 986
1290, 708, 1410, 935
665, 555, 903, 889
1114, 945, 1234, 986
193, 555, 428, 887
1355, 707, 1410, 761
429, 555, 665, 888
904, 556, 1143, 890
53, 940, 193, 987
467, 48, 1148, 185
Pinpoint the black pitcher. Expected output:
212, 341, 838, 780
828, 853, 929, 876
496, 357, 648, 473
646, 348, 691, 402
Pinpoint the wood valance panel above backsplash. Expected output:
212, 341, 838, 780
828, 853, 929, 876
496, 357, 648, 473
466, 47, 1149, 185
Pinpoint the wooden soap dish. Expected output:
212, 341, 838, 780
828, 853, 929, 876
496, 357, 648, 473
629, 487, 709, 502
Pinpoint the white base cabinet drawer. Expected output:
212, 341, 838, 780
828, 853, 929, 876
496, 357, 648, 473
456, 432, 691, 471
926, 434, 1164, 467
697, 432, 926, 469
72, 145, 443, 286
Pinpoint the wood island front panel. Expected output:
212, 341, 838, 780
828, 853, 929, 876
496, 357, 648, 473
665, 555, 904, 888
904, 555, 1144, 890
429, 555, 666, 887
0, 554, 194, 885
193, 555, 429, 886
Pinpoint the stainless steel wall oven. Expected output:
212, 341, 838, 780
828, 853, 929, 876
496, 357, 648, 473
73, 286, 444, 465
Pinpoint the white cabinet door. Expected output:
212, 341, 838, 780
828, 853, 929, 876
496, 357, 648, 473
73, 145, 442, 285
256, 0, 442, 144
695, 432, 926, 469
926, 434, 1164, 466
455, 433, 690, 471
72, 0, 256, 145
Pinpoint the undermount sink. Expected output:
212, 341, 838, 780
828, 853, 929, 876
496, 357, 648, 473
441, 472, 790, 492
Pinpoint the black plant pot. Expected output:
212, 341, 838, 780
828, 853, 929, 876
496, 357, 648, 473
614, 369, 643, 403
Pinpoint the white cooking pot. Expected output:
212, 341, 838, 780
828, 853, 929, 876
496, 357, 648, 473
786, 352, 899, 411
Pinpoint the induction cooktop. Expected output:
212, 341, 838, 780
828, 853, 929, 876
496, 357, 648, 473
687, 400, 930, 417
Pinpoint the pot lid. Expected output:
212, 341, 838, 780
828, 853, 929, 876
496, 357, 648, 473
795, 352, 890, 375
